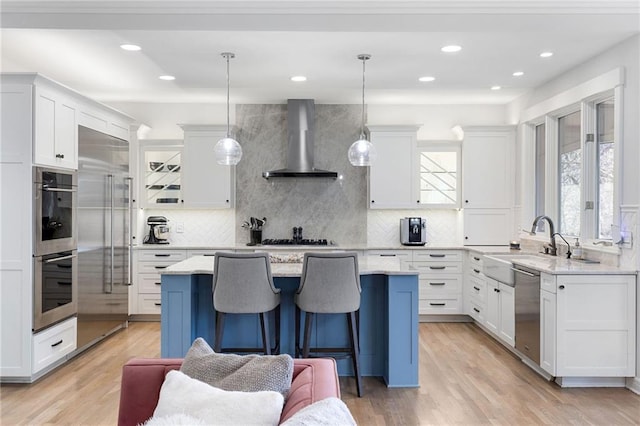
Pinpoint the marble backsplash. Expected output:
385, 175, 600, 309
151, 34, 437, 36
367, 209, 462, 247
234, 104, 367, 245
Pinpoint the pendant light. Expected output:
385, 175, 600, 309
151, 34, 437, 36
214, 52, 242, 165
348, 53, 376, 166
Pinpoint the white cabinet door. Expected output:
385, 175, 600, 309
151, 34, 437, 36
181, 125, 233, 209
556, 275, 636, 377
498, 283, 515, 347
485, 278, 500, 334
369, 126, 418, 209
463, 208, 512, 245
540, 288, 556, 376
34, 86, 77, 169
462, 126, 514, 208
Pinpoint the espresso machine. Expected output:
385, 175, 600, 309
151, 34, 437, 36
400, 217, 427, 246
144, 216, 170, 244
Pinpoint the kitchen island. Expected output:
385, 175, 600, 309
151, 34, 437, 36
160, 255, 419, 387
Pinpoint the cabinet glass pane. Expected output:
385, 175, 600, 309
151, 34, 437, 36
596, 100, 614, 239
419, 150, 458, 206
144, 150, 181, 206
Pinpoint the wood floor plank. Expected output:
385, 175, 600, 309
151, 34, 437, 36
1, 321, 639, 425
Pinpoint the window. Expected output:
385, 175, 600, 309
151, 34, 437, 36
558, 110, 581, 237
596, 99, 614, 239
417, 142, 461, 208
534, 123, 546, 231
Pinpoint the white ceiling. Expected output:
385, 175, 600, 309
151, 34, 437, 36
1, 1, 639, 105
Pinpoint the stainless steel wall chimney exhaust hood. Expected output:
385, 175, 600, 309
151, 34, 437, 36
263, 99, 338, 179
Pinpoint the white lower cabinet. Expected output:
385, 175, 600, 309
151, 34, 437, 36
413, 250, 463, 315
540, 283, 557, 376
484, 278, 514, 347
32, 317, 77, 374
133, 249, 186, 315
555, 274, 636, 377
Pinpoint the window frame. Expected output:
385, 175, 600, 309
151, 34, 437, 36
524, 88, 621, 247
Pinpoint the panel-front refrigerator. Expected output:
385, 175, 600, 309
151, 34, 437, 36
76, 125, 132, 351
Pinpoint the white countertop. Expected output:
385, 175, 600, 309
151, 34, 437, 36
495, 255, 637, 275
163, 255, 418, 277
136, 243, 488, 251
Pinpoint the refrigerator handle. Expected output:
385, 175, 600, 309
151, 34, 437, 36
125, 176, 133, 286
107, 174, 114, 294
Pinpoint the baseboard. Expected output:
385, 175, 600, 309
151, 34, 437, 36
419, 314, 472, 323
128, 314, 160, 322
626, 377, 640, 394
556, 377, 626, 388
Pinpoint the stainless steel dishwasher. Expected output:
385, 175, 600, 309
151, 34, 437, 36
513, 265, 541, 364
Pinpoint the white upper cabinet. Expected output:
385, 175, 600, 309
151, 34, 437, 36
462, 126, 515, 208
34, 85, 78, 170
368, 125, 420, 209
180, 125, 234, 209
461, 126, 515, 245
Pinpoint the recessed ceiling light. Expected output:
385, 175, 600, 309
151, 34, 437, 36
290, 76, 307, 82
120, 44, 141, 51
158, 75, 175, 81
441, 45, 462, 53
491, 86, 501, 90
540, 51, 554, 58
418, 76, 435, 82
512, 71, 524, 77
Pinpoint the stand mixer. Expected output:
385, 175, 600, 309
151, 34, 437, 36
144, 216, 170, 244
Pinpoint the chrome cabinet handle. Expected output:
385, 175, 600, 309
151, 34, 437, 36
42, 187, 77, 193
511, 267, 536, 277
108, 174, 114, 294
126, 177, 133, 286
43, 254, 77, 263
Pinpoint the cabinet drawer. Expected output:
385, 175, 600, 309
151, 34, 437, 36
467, 275, 487, 303
420, 298, 462, 315
413, 262, 462, 275
467, 264, 485, 278
469, 301, 485, 322
137, 250, 186, 262
138, 295, 162, 314
138, 261, 180, 274
367, 250, 413, 268
420, 276, 462, 295
413, 250, 462, 262
32, 317, 77, 373
138, 274, 163, 293
541, 272, 556, 293
468, 253, 484, 269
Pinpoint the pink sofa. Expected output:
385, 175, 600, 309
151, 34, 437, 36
117, 357, 341, 426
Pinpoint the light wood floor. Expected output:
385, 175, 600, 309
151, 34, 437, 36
1, 322, 639, 425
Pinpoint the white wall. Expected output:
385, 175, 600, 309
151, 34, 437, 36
368, 104, 507, 140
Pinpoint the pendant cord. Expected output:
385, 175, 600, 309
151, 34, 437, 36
226, 54, 231, 138
361, 57, 366, 139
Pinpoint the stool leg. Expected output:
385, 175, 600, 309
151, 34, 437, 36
214, 311, 225, 352
295, 305, 301, 357
274, 305, 281, 354
260, 312, 271, 355
347, 311, 363, 397
302, 311, 314, 358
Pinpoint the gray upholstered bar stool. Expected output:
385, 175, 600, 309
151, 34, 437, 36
294, 252, 362, 397
212, 252, 281, 355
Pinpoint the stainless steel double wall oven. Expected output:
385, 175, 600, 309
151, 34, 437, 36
33, 166, 78, 332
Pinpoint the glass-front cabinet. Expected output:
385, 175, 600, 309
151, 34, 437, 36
140, 140, 182, 208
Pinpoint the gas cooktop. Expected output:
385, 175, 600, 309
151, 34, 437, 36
261, 238, 329, 246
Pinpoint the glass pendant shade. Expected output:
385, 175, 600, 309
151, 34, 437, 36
350, 53, 374, 166
348, 137, 376, 166
214, 137, 242, 165
215, 52, 242, 166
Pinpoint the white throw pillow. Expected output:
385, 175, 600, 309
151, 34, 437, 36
140, 413, 208, 425
280, 397, 356, 426
153, 370, 284, 426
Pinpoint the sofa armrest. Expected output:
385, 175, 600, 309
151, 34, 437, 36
280, 358, 340, 423
117, 358, 182, 426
